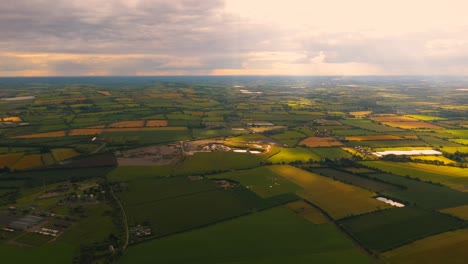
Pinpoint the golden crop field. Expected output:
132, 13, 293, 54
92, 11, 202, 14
381, 121, 443, 129
11, 154, 43, 170
97, 90, 111, 96
2, 116, 22, 122
51, 148, 80, 162
349, 111, 372, 117
346, 135, 403, 141
146, 120, 169, 127
371, 116, 418, 122
382, 229, 468, 264
13, 131, 67, 138
299, 137, 343, 147
108, 120, 146, 128
439, 205, 468, 220
69, 128, 103, 136
410, 155, 457, 164
0, 153, 24, 168
268, 165, 391, 219
287, 200, 330, 224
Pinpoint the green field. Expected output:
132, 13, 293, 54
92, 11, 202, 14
309, 147, 353, 159
363, 173, 468, 209
361, 161, 468, 191
174, 152, 262, 175
339, 207, 465, 252
207, 167, 301, 198
119, 207, 372, 264
309, 168, 400, 192
267, 147, 320, 164
106, 166, 173, 182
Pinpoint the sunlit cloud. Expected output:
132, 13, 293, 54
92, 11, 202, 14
1, 0, 468, 76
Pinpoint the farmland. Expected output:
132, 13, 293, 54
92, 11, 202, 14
268, 165, 391, 219
0, 76, 467, 263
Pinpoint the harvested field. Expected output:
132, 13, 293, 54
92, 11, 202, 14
2, 116, 22, 122
299, 137, 343, 147
145, 120, 168, 127
349, 111, 372, 117
69, 126, 187, 136
11, 154, 43, 170
108, 120, 145, 128
117, 144, 182, 166
371, 116, 418, 122
97, 90, 111, 96
346, 135, 403, 141
13, 131, 67, 138
382, 229, 468, 264
51, 148, 80, 162
0, 153, 24, 168
382, 121, 443, 129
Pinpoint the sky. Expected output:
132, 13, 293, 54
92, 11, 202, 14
1, 0, 468, 76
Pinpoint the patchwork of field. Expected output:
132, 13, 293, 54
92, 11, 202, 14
50, 148, 80, 162
382, 229, 468, 264
299, 137, 343, 147
119, 207, 371, 264
310, 147, 353, 159
339, 207, 465, 252
268, 165, 391, 219
361, 161, 468, 191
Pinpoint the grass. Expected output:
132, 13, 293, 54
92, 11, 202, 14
339, 207, 465, 252
14, 232, 52, 246
268, 165, 391, 219
207, 167, 301, 198
267, 147, 320, 163
382, 229, 468, 264
119, 207, 371, 264
361, 161, 468, 192
174, 152, 262, 175
287, 200, 330, 224
0, 244, 75, 263
340, 119, 403, 132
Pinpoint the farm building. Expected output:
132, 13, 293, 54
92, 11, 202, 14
9, 215, 44, 230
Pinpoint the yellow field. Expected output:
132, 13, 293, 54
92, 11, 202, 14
41, 153, 56, 165
410, 155, 457, 164
299, 137, 343, 147
108, 120, 145, 128
349, 111, 372, 117
268, 165, 391, 219
403, 135, 419, 139
146, 120, 169, 127
371, 116, 418, 122
13, 131, 67, 138
316, 120, 342, 125
51, 148, 80, 162
346, 135, 402, 141
2, 116, 22, 122
11, 154, 43, 170
381, 121, 443, 129
287, 200, 330, 224
97, 90, 111, 96
0, 153, 24, 168
440, 205, 468, 220
382, 229, 468, 264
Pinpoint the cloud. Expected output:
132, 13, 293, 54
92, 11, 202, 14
1, 0, 468, 75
